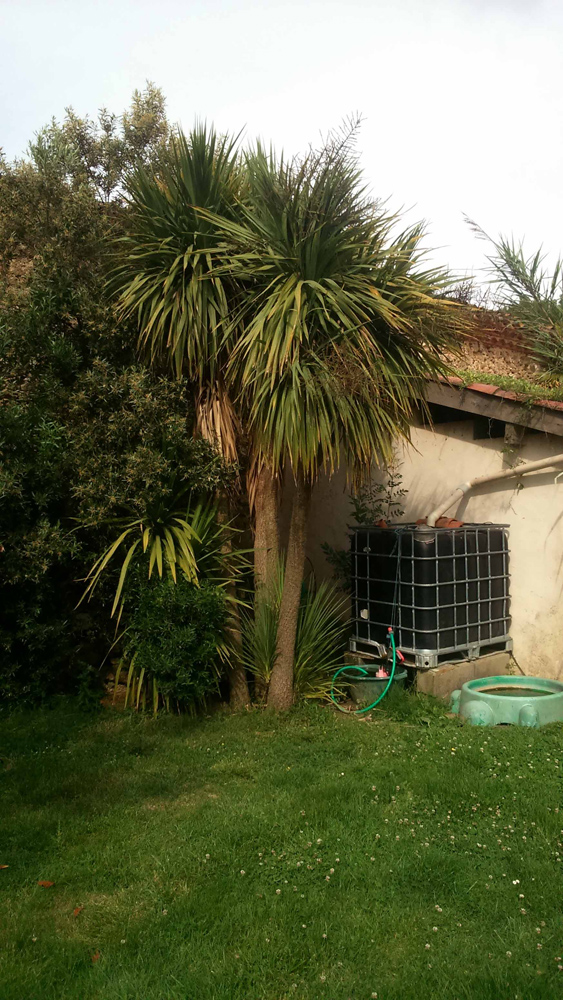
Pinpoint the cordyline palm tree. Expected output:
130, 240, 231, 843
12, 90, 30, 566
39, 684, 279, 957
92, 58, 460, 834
208, 128, 459, 708
112, 124, 251, 707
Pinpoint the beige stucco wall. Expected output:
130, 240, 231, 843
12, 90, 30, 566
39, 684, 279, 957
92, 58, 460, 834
306, 419, 563, 678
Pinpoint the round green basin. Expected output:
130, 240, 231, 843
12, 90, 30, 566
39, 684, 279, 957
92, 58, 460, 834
341, 665, 408, 706
451, 674, 563, 727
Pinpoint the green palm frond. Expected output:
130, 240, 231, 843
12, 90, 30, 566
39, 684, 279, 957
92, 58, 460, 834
112, 124, 244, 383
80, 497, 248, 618
293, 580, 348, 700
200, 128, 460, 481
468, 219, 563, 378
187, 499, 251, 592
241, 563, 348, 700
80, 504, 200, 616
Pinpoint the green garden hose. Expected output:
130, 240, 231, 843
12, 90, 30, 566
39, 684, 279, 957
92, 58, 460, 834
330, 629, 397, 715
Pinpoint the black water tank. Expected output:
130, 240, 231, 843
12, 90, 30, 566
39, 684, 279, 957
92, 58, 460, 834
350, 523, 511, 669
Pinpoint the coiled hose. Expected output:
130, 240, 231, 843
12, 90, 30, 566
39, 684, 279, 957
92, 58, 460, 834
330, 629, 397, 715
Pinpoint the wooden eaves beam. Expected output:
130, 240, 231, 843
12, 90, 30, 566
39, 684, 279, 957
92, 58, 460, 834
424, 380, 563, 439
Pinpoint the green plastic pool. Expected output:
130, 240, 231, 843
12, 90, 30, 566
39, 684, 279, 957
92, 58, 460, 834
451, 674, 563, 727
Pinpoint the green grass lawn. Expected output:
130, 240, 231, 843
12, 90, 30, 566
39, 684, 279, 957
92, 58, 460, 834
1, 694, 563, 1000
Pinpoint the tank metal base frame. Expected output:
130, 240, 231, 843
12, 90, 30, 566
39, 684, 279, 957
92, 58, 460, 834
350, 635, 513, 670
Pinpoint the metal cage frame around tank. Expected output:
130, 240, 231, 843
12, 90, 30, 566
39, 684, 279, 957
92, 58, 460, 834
349, 523, 512, 669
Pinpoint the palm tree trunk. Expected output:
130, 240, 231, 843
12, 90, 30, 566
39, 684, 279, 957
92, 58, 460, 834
225, 586, 251, 709
267, 473, 311, 710
253, 463, 280, 590
217, 502, 251, 710
226, 601, 251, 709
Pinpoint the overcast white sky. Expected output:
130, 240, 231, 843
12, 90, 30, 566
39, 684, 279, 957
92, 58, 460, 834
2, 0, 562, 279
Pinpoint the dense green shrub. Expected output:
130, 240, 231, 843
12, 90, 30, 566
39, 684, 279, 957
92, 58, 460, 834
121, 577, 228, 710
0, 88, 234, 706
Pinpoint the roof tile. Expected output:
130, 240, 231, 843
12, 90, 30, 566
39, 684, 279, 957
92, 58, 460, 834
466, 383, 499, 395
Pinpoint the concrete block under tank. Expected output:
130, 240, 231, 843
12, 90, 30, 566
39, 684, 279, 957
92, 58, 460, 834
451, 675, 563, 727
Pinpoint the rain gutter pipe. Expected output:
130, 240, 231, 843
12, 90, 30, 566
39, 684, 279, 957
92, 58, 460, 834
426, 453, 563, 527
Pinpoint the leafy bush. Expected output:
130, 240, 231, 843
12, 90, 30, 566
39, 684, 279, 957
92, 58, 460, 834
118, 577, 227, 711
0, 89, 235, 707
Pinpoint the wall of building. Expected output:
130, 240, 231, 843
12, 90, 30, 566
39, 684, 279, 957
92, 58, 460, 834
306, 419, 563, 678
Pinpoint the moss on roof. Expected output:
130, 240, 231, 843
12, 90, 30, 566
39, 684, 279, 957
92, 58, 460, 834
454, 368, 563, 405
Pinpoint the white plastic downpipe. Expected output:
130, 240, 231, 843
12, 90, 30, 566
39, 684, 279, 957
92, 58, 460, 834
426, 453, 563, 527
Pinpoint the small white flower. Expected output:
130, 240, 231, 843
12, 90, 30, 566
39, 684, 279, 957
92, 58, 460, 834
537, 943, 542, 950
276, 889, 281, 895
205, 853, 210, 859
432, 926, 438, 932
120, 939, 126, 945
240, 870, 245, 875
317, 838, 322, 844
302, 924, 306, 928
322, 933, 327, 939
435, 905, 442, 912
506, 951, 512, 957
512, 879, 520, 885
325, 875, 330, 881
425, 943, 431, 950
